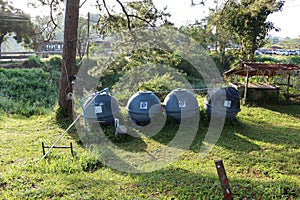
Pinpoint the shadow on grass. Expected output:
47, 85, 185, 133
16, 107, 297, 199
204, 117, 300, 155
54, 107, 81, 144
53, 104, 299, 176
260, 101, 300, 118
117, 166, 298, 199
208, 101, 300, 151
73, 117, 149, 153
235, 120, 298, 145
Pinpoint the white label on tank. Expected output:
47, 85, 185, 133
224, 100, 231, 108
178, 100, 186, 108
140, 101, 148, 109
94, 105, 103, 114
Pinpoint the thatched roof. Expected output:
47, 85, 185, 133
224, 62, 300, 77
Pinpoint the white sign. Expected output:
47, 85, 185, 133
178, 100, 186, 108
140, 101, 148, 110
94, 105, 103, 114
224, 100, 232, 108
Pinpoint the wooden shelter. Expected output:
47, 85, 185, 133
224, 62, 300, 102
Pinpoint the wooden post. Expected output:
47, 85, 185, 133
286, 73, 291, 101
215, 160, 233, 200
243, 66, 249, 105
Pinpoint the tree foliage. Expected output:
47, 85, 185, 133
265, 36, 300, 50
0, 0, 35, 52
178, 23, 213, 50
96, 0, 171, 35
210, 0, 285, 61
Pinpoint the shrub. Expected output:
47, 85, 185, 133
0, 68, 58, 116
112, 64, 189, 104
22, 55, 43, 68
44, 55, 62, 72
288, 56, 300, 65
209, 51, 236, 73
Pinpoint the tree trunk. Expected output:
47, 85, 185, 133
58, 0, 80, 116
0, 33, 7, 55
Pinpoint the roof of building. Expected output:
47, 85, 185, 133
224, 62, 300, 77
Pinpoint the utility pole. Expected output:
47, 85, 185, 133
214, 0, 219, 52
86, 12, 90, 59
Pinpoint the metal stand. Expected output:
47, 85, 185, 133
36, 114, 82, 166
42, 142, 74, 157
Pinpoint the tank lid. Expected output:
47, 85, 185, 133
138, 91, 153, 94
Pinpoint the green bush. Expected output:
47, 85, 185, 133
0, 68, 58, 116
253, 55, 281, 63
253, 55, 300, 65
112, 64, 188, 104
138, 74, 186, 101
209, 51, 236, 73
22, 55, 43, 68
288, 56, 300, 65
44, 55, 62, 72
93, 49, 206, 91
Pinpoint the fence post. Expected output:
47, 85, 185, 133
215, 160, 233, 200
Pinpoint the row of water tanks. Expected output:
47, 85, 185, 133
127, 89, 199, 124
83, 87, 241, 125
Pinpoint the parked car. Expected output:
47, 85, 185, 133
254, 50, 263, 56
287, 50, 297, 55
258, 48, 268, 54
265, 49, 275, 55
275, 49, 288, 55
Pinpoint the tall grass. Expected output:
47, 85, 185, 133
0, 56, 61, 116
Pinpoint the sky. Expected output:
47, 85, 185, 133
9, 0, 300, 39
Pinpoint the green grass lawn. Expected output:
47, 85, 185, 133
0, 102, 299, 199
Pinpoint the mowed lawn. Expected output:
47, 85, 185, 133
0, 103, 299, 199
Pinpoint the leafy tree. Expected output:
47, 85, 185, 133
178, 21, 213, 50
211, 0, 285, 61
267, 36, 300, 49
77, 16, 91, 60
0, 0, 35, 53
35, 0, 171, 116
61, 0, 171, 116
29, 15, 64, 51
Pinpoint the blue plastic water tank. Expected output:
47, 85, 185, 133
83, 93, 120, 124
163, 89, 199, 120
126, 91, 162, 124
204, 87, 241, 120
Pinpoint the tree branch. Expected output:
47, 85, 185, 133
115, 0, 132, 31
102, 0, 113, 17
50, 0, 59, 29
127, 14, 155, 27
79, 0, 88, 9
